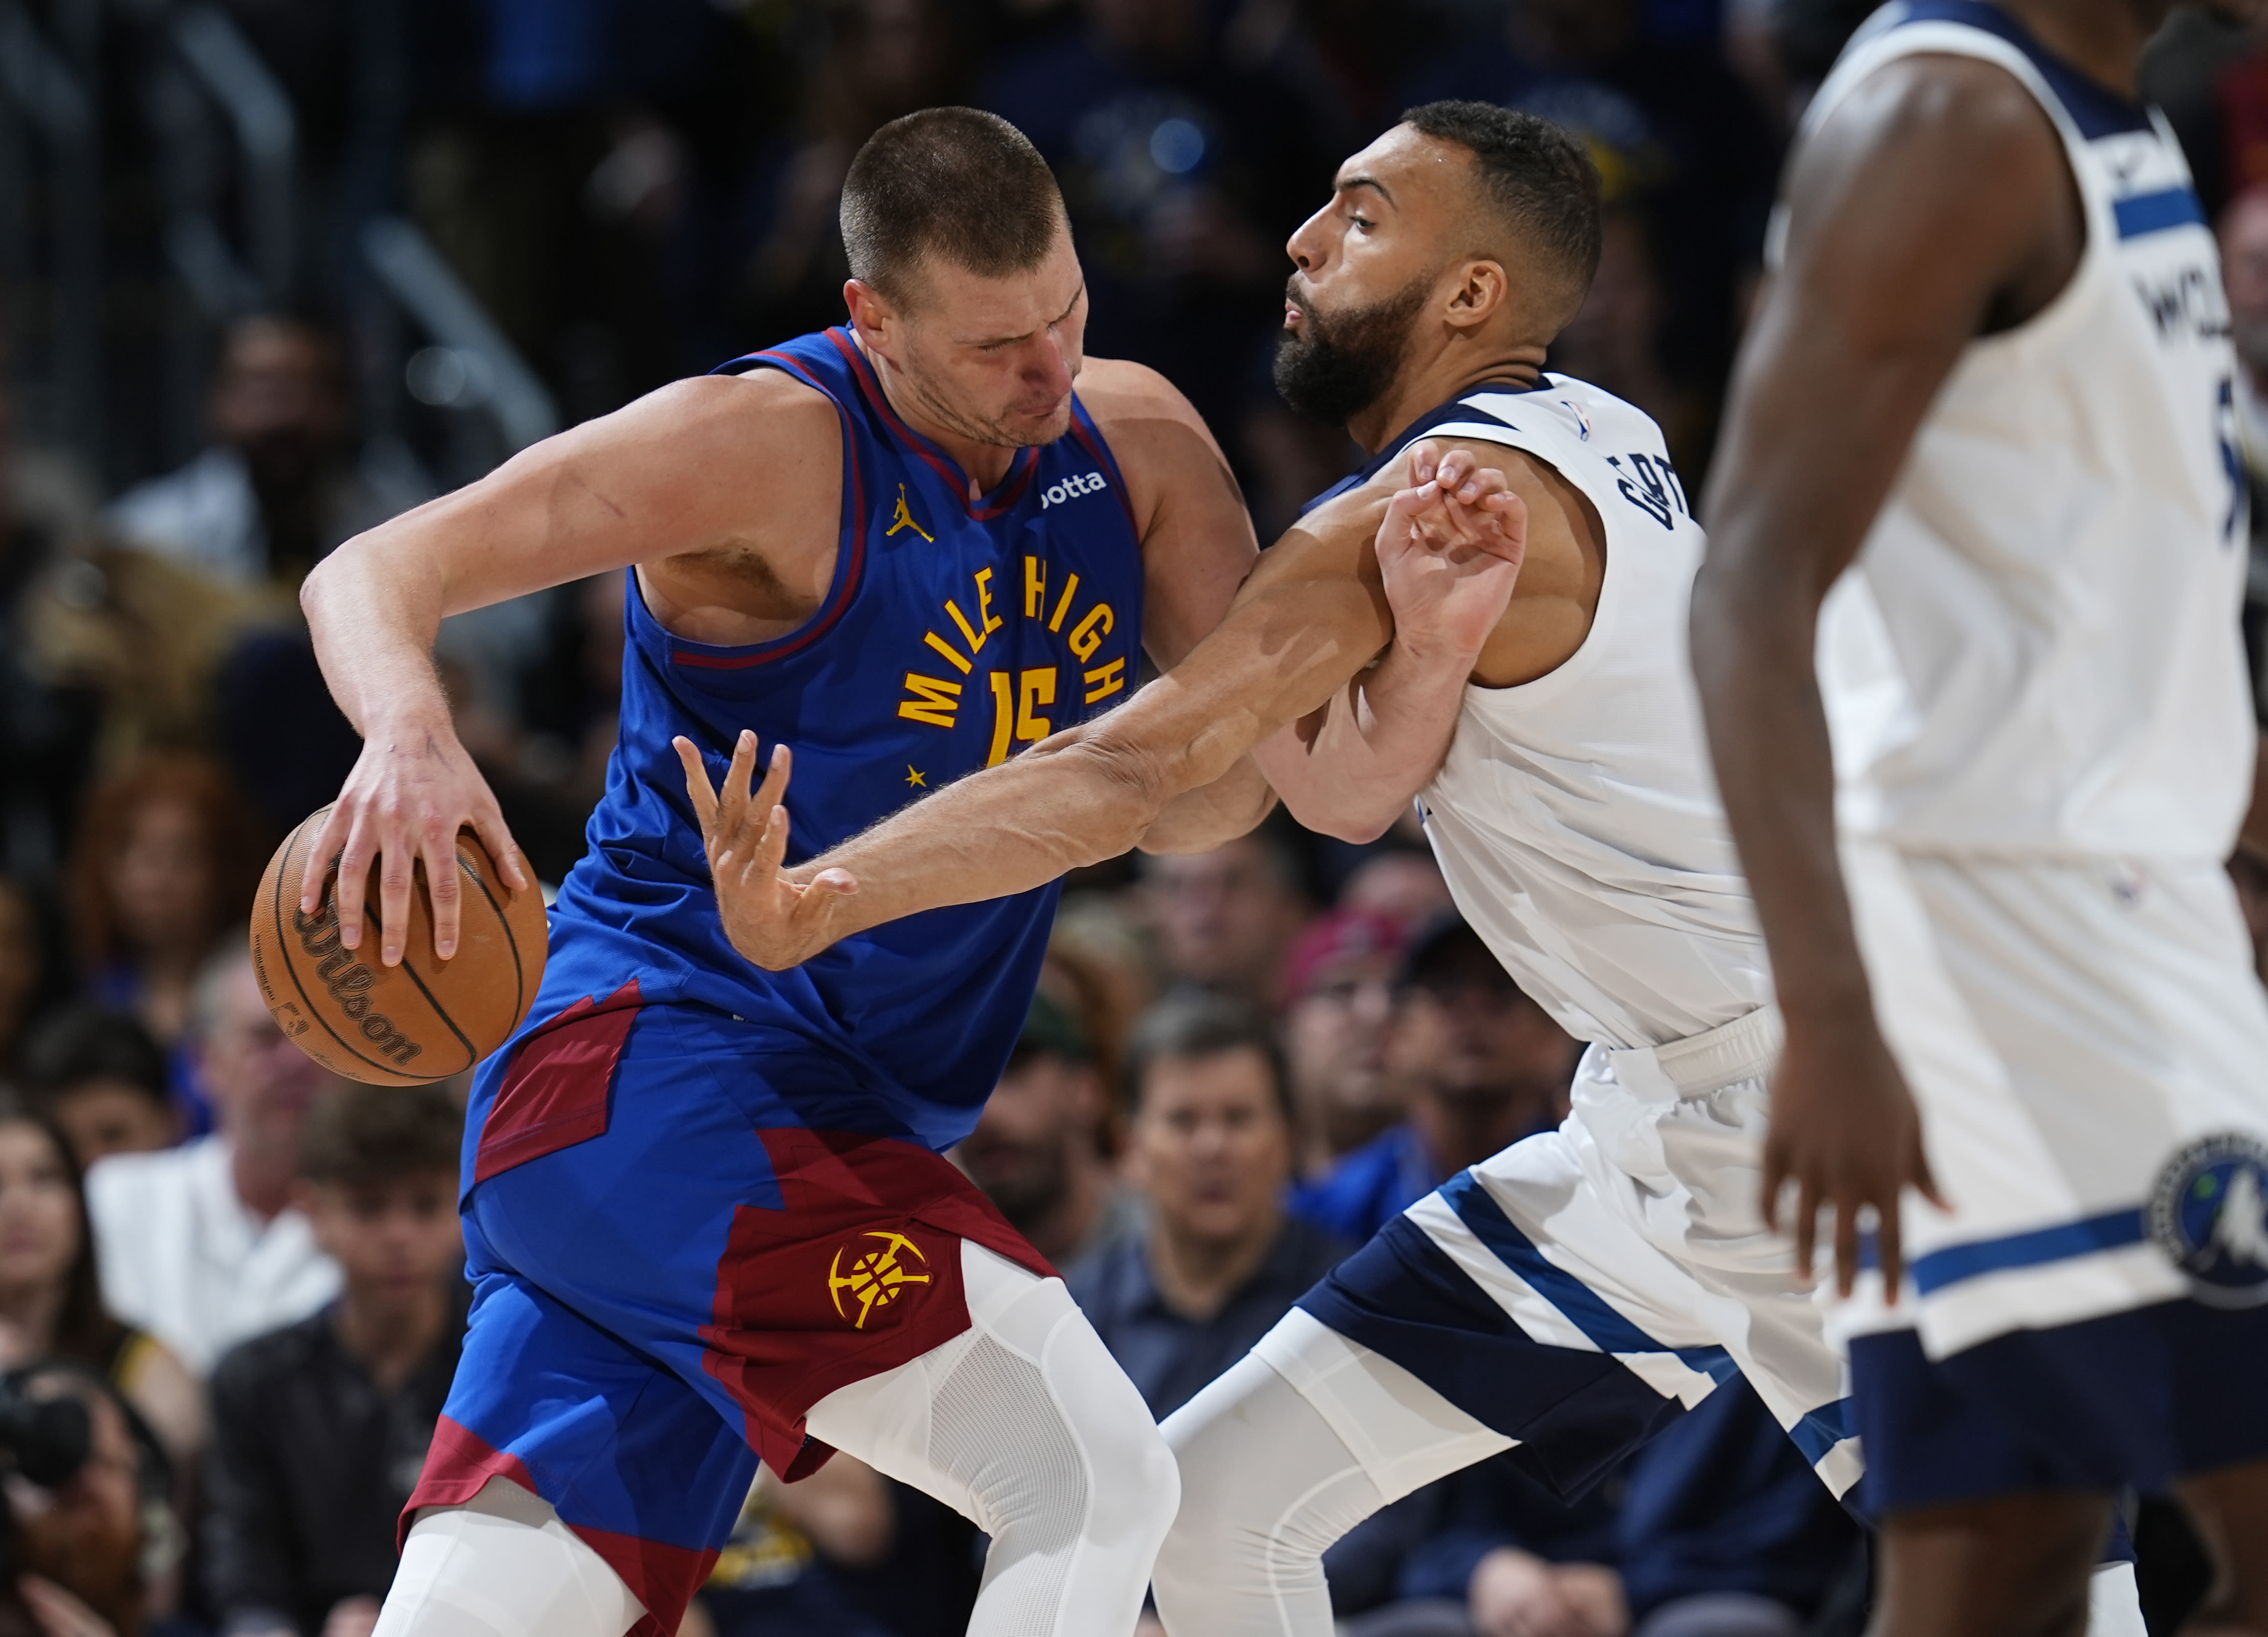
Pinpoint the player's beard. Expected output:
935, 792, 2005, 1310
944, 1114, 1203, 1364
1273, 273, 1431, 428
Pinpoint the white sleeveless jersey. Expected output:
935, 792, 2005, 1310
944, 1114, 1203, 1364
1414, 378, 1773, 1050
1805, 2, 2256, 860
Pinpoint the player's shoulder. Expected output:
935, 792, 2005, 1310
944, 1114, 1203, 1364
600, 365, 842, 479
1808, 44, 2061, 177
1074, 356, 1215, 448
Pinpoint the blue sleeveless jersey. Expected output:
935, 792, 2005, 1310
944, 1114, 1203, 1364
470, 328, 1145, 1158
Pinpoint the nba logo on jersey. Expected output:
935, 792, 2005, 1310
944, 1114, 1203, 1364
2149, 1133, 2268, 1306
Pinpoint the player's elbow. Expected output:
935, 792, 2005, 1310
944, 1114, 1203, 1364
1322, 801, 1405, 846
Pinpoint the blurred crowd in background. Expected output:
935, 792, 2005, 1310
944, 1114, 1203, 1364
4, 0, 2268, 1635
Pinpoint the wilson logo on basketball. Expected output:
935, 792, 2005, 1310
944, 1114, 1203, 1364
292, 897, 424, 1068
827, 1231, 932, 1329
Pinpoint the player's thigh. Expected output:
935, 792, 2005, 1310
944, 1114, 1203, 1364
2177, 1456, 2268, 1631
415, 1269, 758, 1631
1875, 1491, 2113, 1637
802, 1240, 1176, 1542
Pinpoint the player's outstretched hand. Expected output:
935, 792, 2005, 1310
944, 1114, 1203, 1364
299, 723, 531, 968
1377, 440, 1528, 659
1761, 1011, 1947, 1300
673, 731, 859, 971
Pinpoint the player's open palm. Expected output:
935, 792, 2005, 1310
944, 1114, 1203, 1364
1762, 1014, 1946, 1300
674, 731, 858, 970
1377, 440, 1528, 659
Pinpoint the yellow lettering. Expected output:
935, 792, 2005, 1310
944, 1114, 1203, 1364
1068, 602, 1115, 663
987, 671, 1014, 766
1082, 658, 1126, 704
923, 630, 973, 674
897, 673, 963, 728
974, 567, 1004, 635
1048, 573, 1081, 633
1023, 555, 1047, 619
946, 599, 990, 658
1018, 668, 1056, 744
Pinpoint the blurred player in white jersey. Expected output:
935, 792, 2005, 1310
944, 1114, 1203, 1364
1696, 3, 2268, 1634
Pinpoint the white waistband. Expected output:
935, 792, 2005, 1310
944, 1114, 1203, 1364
1599, 1004, 1782, 1099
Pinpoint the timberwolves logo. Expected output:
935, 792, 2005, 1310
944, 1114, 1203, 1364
828, 1231, 933, 1329
2148, 1133, 2268, 1306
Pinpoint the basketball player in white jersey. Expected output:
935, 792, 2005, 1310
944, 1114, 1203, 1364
1693, 3, 2268, 1633
681, 100, 2150, 1633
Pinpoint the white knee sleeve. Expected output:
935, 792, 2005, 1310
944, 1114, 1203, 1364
374, 1478, 646, 1637
1156, 1312, 1511, 1637
805, 1241, 1177, 1637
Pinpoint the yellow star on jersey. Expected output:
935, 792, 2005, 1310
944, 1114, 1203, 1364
906, 765, 926, 787
885, 484, 933, 542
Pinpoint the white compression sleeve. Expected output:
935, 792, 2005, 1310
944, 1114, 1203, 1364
1154, 1313, 1512, 1637
804, 1240, 1178, 1637
374, 1477, 647, 1637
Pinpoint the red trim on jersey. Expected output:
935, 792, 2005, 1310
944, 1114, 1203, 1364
670, 350, 869, 671
828, 328, 1042, 520
472, 980, 643, 1184
700, 1128, 1056, 1480
401, 1414, 718, 1637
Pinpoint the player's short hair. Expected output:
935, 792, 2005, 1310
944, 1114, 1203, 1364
301, 1081, 463, 1188
1121, 993, 1294, 1126
1401, 100, 1604, 323
841, 108, 1067, 306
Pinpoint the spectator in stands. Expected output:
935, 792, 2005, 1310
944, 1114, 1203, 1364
1279, 909, 1410, 1181
1, 1362, 177, 1637
87, 945, 340, 1377
958, 992, 1141, 1283
0, 876, 67, 1076
1071, 994, 1349, 1420
1293, 915, 1580, 1244
693, 1458, 899, 1637
1612, 1382, 1861, 1637
104, 316, 428, 590
21, 1006, 178, 1168
1337, 848, 1454, 926
1346, 1448, 1627, 1637
66, 754, 265, 1131
2225, 188, 2268, 476
0, 1094, 203, 1469
204, 1081, 466, 1637
0, 380, 103, 883
1140, 831, 1312, 1015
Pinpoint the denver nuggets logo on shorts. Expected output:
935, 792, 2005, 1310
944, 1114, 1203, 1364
2148, 1133, 2268, 1306
828, 1230, 933, 1329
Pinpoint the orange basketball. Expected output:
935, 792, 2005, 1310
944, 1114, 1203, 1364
250, 807, 548, 1086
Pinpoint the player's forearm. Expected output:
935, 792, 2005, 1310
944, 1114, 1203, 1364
1258, 629, 1476, 842
796, 715, 1197, 935
301, 530, 454, 740
1688, 557, 1873, 1022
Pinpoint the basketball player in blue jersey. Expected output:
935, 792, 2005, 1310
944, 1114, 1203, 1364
1694, 2, 2268, 1634
295, 107, 1525, 1637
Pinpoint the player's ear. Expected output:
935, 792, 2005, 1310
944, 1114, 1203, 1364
843, 278, 898, 352
1443, 260, 1509, 332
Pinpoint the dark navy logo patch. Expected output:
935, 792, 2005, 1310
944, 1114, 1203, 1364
2148, 1133, 2268, 1306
